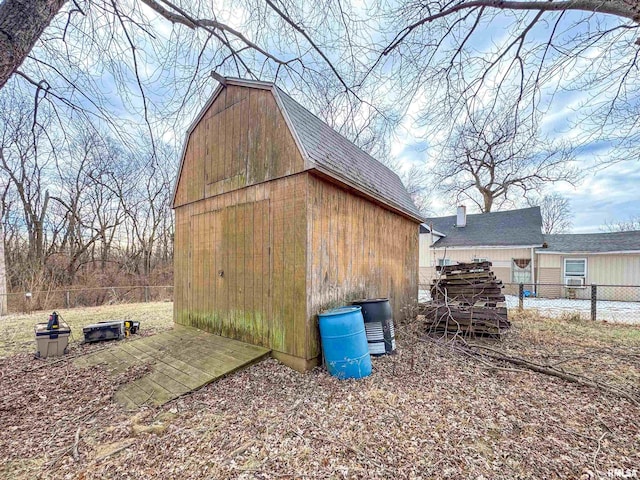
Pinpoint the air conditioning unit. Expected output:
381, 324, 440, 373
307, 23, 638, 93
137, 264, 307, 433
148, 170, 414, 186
564, 277, 585, 288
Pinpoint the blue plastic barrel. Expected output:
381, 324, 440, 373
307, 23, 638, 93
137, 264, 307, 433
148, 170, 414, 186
318, 306, 372, 379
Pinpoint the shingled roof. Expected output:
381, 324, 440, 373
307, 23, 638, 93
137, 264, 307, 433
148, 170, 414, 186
540, 231, 640, 253
424, 207, 544, 247
175, 78, 422, 221
275, 87, 422, 221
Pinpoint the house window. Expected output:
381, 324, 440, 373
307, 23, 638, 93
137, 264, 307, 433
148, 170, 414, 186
472, 257, 488, 263
564, 258, 587, 278
437, 258, 453, 267
511, 258, 532, 284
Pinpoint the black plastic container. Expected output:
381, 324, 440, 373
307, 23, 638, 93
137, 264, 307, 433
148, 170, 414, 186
82, 321, 125, 343
351, 298, 395, 355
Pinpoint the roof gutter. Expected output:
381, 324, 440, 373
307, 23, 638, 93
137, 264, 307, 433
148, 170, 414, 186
537, 250, 640, 255
431, 244, 543, 250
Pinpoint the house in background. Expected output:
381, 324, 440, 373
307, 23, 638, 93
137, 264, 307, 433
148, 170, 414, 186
173, 78, 422, 372
420, 206, 640, 301
537, 232, 640, 300
420, 206, 544, 288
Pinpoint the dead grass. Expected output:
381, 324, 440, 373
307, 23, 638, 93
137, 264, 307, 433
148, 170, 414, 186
1, 303, 639, 479
512, 309, 640, 346
0, 302, 174, 358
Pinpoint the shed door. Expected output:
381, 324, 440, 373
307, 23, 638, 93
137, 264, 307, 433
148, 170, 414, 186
189, 200, 271, 346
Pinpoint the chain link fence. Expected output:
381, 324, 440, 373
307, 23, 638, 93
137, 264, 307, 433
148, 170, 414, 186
0, 285, 174, 314
420, 282, 640, 324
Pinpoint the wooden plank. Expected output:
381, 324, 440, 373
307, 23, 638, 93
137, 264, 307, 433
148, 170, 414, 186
245, 190, 255, 345
258, 90, 270, 180
213, 207, 223, 336
114, 382, 151, 409
193, 213, 202, 324
246, 89, 259, 184
125, 340, 212, 388
229, 190, 240, 338
282, 175, 295, 355
293, 175, 307, 358
212, 109, 222, 184
221, 88, 229, 182
78, 327, 271, 408
262, 191, 271, 348
270, 180, 285, 352
145, 370, 192, 398
307, 175, 321, 357
305, 177, 419, 331
127, 376, 175, 406
253, 188, 265, 347
232, 88, 244, 180
238, 88, 248, 177
319, 181, 330, 308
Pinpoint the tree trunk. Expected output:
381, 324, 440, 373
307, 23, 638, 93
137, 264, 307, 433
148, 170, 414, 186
0, 0, 67, 90
0, 223, 7, 316
482, 191, 493, 213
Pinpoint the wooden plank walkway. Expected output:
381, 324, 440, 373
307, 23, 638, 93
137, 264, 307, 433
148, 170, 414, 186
75, 325, 270, 408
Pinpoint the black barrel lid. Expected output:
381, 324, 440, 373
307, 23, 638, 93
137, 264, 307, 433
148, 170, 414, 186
352, 298, 389, 305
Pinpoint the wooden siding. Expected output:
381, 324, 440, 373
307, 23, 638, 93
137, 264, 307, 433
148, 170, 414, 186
174, 83, 422, 366
174, 173, 309, 358
307, 175, 418, 351
174, 85, 305, 207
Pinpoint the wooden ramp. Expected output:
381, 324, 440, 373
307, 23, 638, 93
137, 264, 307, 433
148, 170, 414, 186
75, 325, 270, 408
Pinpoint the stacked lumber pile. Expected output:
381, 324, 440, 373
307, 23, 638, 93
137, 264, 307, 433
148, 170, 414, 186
431, 261, 505, 304
420, 262, 510, 336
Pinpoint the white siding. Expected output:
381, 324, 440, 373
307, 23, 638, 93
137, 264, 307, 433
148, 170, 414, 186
419, 245, 533, 287
536, 253, 640, 300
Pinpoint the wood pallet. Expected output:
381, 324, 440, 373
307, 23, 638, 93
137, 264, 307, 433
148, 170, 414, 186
431, 261, 506, 304
423, 262, 510, 336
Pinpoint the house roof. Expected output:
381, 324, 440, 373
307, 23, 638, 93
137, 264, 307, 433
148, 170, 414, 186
424, 206, 544, 247
173, 77, 422, 222
274, 87, 422, 221
540, 231, 640, 253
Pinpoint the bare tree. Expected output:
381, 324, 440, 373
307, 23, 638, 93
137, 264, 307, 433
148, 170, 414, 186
435, 104, 579, 212
0, 204, 7, 315
602, 216, 640, 232
368, 0, 640, 169
400, 163, 433, 216
0, 91, 55, 269
531, 193, 573, 234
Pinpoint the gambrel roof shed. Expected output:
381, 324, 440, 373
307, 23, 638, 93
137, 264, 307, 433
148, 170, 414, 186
173, 78, 422, 221
172, 78, 420, 372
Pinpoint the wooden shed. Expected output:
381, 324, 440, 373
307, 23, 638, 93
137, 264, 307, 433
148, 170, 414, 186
173, 78, 423, 371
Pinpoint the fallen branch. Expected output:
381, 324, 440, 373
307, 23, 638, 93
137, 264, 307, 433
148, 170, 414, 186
94, 441, 134, 463
72, 427, 81, 461
464, 345, 640, 407
420, 334, 640, 406
593, 432, 607, 475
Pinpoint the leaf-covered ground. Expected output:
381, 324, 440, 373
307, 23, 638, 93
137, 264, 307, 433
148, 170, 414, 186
1, 304, 638, 479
